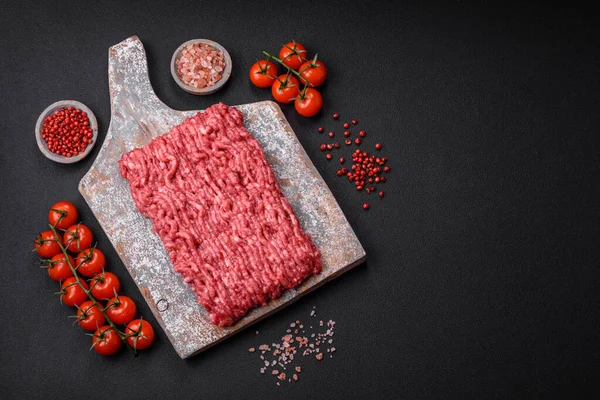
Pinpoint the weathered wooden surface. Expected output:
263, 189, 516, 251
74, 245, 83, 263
79, 36, 366, 359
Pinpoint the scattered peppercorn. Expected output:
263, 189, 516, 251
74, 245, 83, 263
317, 117, 391, 211
318, 127, 324, 133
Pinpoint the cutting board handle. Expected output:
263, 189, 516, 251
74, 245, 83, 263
107, 36, 173, 129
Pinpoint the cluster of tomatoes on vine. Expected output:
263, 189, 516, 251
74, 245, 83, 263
249, 41, 327, 117
33, 201, 154, 356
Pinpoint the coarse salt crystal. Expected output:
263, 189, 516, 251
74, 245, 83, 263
176, 42, 226, 89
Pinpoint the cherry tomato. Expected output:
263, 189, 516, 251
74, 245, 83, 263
47, 253, 74, 282
294, 88, 323, 117
34, 230, 62, 259
271, 75, 299, 104
92, 325, 121, 356
125, 319, 155, 350
90, 272, 121, 300
61, 277, 89, 307
106, 295, 137, 325
76, 248, 106, 277
48, 201, 78, 230
77, 300, 106, 331
63, 224, 93, 253
279, 42, 307, 70
249, 60, 278, 88
299, 59, 328, 87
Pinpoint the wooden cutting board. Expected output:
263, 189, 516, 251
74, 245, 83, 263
79, 36, 366, 359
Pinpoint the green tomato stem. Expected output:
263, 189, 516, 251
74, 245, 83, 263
262, 51, 313, 87
48, 223, 136, 355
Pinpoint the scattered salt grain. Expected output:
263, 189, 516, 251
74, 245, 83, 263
248, 306, 337, 386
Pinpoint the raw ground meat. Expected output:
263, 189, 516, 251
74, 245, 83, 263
119, 103, 322, 326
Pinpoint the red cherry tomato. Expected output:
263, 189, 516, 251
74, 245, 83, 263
271, 75, 299, 104
34, 230, 62, 259
299, 59, 328, 87
106, 295, 137, 325
294, 88, 323, 117
61, 277, 89, 307
47, 253, 75, 282
125, 319, 155, 350
76, 248, 106, 277
63, 224, 93, 253
279, 42, 307, 70
90, 272, 121, 300
48, 201, 78, 230
77, 300, 106, 331
92, 325, 121, 356
249, 60, 278, 88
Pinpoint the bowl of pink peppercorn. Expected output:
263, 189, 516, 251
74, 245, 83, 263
35, 100, 98, 164
170, 39, 232, 95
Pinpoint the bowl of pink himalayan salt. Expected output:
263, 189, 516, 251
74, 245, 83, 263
171, 39, 232, 95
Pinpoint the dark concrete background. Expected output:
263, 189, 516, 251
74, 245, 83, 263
1, 1, 599, 398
